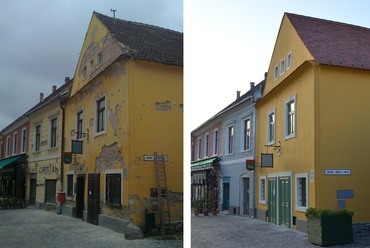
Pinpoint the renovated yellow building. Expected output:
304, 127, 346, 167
62, 12, 183, 234
255, 13, 370, 232
26, 81, 71, 208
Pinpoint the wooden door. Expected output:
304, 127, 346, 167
279, 177, 291, 227
87, 173, 100, 225
76, 175, 85, 218
268, 178, 277, 224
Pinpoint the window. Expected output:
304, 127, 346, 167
21, 128, 27, 153
90, 58, 94, 73
96, 96, 106, 134
6, 136, 10, 157
106, 173, 121, 205
205, 133, 209, 157
274, 65, 279, 81
67, 173, 74, 197
45, 179, 57, 203
82, 65, 87, 79
286, 51, 292, 70
243, 119, 251, 151
259, 177, 266, 204
76, 110, 84, 140
280, 58, 285, 76
285, 95, 296, 140
213, 129, 219, 155
13, 132, 17, 155
296, 173, 308, 211
96, 52, 102, 67
228, 126, 234, 154
267, 109, 275, 145
197, 137, 202, 159
50, 118, 57, 148
35, 125, 41, 152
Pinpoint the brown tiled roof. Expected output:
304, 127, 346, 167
287, 13, 370, 70
94, 12, 183, 66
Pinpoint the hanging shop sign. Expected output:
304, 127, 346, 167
246, 159, 255, 171
63, 152, 72, 164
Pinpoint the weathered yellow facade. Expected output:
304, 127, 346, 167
62, 13, 183, 230
256, 13, 370, 232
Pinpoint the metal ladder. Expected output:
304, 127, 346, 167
154, 152, 172, 236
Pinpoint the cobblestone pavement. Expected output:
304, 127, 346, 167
191, 213, 370, 248
0, 208, 183, 248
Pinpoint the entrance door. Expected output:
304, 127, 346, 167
279, 177, 291, 227
87, 173, 100, 225
222, 183, 230, 211
243, 177, 250, 215
29, 178, 36, 205
268, 178, 277, 224
76, 175, 85, 218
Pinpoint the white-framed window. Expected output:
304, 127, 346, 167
90, 58, 94, 74
227, 125, 234, 154
66, 171, 74, 197
105, 169, 122, 206
204, 133, 209, 158
267, 109, 275, 145
285, 95, 296, 140
35, 124, 41, 152
295, 173, 308, 212
259, 176, 266, 204
242, 118, 251, 151
197, 137, 202, 159
274, 65, 279, 81
82, 64, 87, 79
6, 136, 10, 157
76, 110, 84, 140
96, 51, 102, 67
286, 51, 292, 70
280, 58, 285, 76
213, 129, 219, 155
13, 132, 17, 155
95, 95, 106, 136
50, 117, 58, 148
21, 128, 27, 153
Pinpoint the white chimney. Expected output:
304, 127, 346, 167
236, 91, 241, 99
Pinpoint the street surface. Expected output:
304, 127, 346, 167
0, 208, 183, 248
191, 212, 370, 248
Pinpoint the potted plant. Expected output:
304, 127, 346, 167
193, 199, 202, 216
306, 207, 354, 246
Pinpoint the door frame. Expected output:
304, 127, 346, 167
240, 174, 250, 216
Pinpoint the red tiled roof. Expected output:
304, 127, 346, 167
286, 13, 370, 70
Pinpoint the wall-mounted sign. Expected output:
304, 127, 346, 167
261, 153, 273, 168
63, 152, 72, 164
324, 169, 351, 175
246, 159, 255, 171
71, 140, 83, 154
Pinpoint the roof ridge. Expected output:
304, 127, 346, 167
286, 12, 370, 32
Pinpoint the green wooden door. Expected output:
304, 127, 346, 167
279, 177, 291, 227
268, 178, 277, 224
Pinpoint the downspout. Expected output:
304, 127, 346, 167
252, 90, 258, 219
60, 103, 65, 190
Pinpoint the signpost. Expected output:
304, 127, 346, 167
246, 159, 255, 171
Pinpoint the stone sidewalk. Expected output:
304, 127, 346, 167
0, 208, 183, 248
191, 213, 370, 248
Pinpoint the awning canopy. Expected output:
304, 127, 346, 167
191, 156, 220, 171
0, 154, 27, 169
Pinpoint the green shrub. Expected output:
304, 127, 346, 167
306, 207, 354, 217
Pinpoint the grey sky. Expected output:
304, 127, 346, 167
0, 0, 183, 130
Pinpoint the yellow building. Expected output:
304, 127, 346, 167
255, 13, 370, 232
61, 12, 183, 234
26, 81, 71, 209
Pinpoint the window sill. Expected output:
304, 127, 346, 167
259, 200, 266, 205
295, 206, 307, 212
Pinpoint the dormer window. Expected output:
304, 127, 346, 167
280, 58, 285, 76
82, 65, 87, 79
274, 65, 279, 81
96, 51, 102, 67
90, 58, 94, 73
286, 51, 292, 70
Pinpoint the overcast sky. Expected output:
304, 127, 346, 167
0, 0, 182, 130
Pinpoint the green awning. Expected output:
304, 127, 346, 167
191, 156, 220, 171
0, 154, 27, 169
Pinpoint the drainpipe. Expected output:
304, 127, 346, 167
60, 103, 65, 190
252, 91, 257, 219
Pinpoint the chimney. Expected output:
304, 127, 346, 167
40, 93, 44, 102
236, 90, 241, 99
65, 77, 70, 84
52, 85, 57, 93
250, 82, 255, 90
264, 72, 268, 80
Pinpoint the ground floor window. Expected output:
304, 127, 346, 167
259, 176, 266, 204
45, 179, 56, 203
295, 173, 308, 211
67, 174, 73, 197
105, 173, 121, 206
